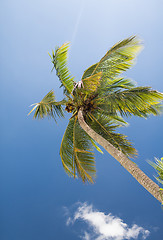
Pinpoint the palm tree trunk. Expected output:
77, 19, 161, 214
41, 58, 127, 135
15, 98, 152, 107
78, 109, 163, 203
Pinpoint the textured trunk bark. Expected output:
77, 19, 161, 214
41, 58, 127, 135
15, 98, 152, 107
78, 109, 163, 203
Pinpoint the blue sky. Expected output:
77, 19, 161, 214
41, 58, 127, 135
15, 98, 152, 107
1, 0, 163, 239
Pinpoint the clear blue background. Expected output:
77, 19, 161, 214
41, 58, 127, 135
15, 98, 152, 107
1, 0, 163, 239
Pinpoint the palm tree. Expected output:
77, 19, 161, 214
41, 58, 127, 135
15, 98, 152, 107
29, 36, 163, 203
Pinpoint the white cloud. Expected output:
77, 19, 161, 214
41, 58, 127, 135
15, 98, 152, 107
66, 202, 150, 240
83, 231, 91, 240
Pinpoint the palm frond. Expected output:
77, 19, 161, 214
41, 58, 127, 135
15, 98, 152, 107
60, 116, 96, 183
149, 157, 163, 185
82, 36, 142, 80
60, 117, 75, 177
85, 111, 137, 158
98, 109, 128, 126
28, 90, 65, 121
49, 43, 75, 95
96, 87, 163, 118
82, 72, 102, 92
98, 77, 136, 93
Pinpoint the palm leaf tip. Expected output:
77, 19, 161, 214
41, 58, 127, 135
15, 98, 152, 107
28, 103, 39, 116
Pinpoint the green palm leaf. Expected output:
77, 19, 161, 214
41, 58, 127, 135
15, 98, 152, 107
82, 72, 102, 93
99, 77, 136, 92
60, 116, 96, 183
82, 36, 142, 80
149, 157, 163, 185
49, 42, 75, 95
85, 111, 137, 158
28, 90, 65, 121
96, 87, 163, 118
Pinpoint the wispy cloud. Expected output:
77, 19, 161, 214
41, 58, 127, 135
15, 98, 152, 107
66, 202, 150, 240
70, 0, 85, 47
